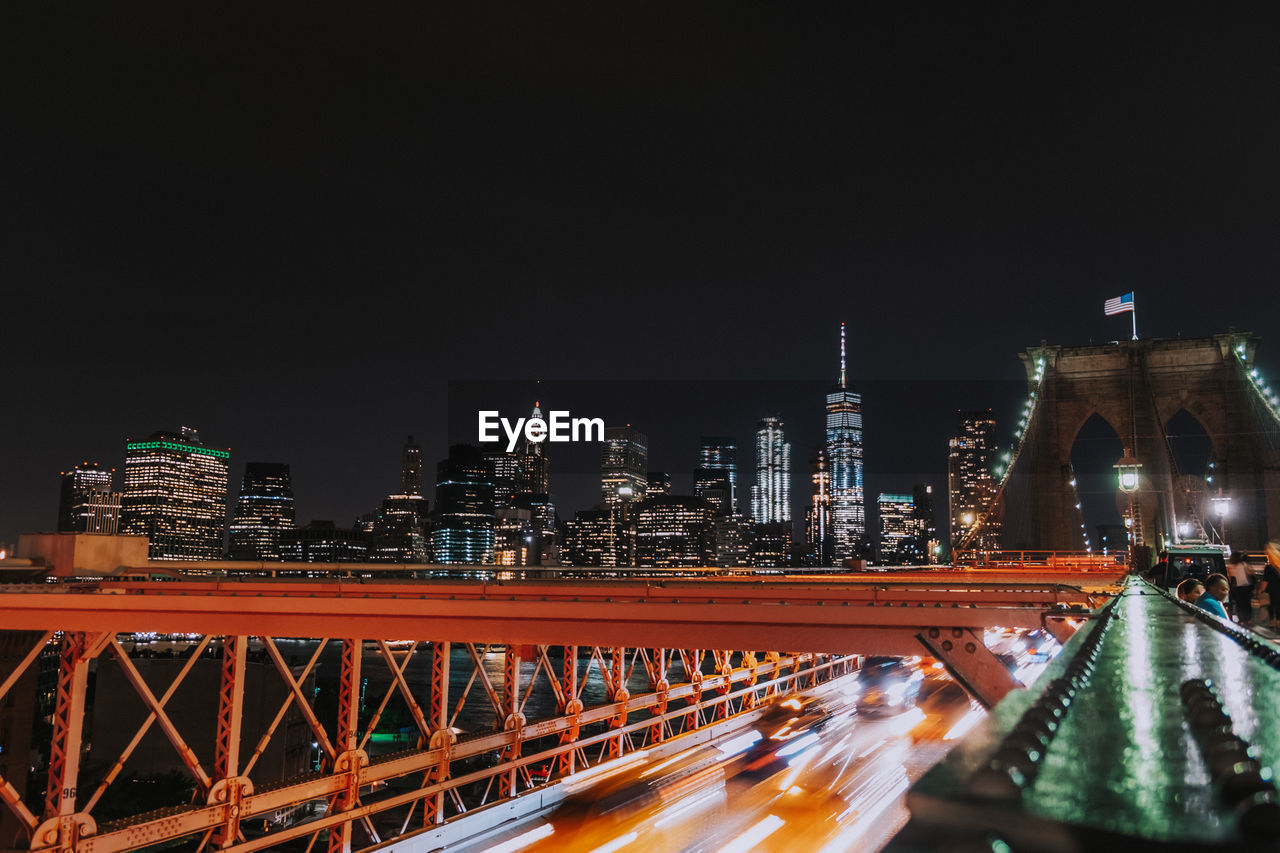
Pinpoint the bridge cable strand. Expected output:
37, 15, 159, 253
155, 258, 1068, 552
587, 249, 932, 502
958, 355, 1046, 551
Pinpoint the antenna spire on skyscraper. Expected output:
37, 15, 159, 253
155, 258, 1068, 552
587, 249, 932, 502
839, 322, 847, 389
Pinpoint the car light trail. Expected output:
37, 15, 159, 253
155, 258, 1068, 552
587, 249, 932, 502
719, 814, 786, 853
943, 706, 985, 741
588, 830, 639, 853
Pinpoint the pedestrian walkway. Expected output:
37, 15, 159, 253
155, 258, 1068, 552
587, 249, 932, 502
895, 576, 1280, 851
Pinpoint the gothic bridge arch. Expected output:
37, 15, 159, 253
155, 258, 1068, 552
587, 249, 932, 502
1003, 332, 1278, 552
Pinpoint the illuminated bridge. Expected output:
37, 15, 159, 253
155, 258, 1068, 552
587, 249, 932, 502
0, 561, 1124, 853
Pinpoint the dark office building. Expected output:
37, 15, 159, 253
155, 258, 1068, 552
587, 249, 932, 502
694, 469, 733, 517
431, 445, 495, 564
714, 513, 754, 567
228, 462, 296, 560
913, 483, 939, 560
57, 461, 115, 533
698, 436, 739, 512
564, 509, 623, 568
370, 494, 429, 562
634, 496, 715, 568
646, 471, 672, 498
514, 492, 558, 565
751, 521, 792, 568
281, 520, 370, 563
484, 449, 523, 509
401, 435, 423, 497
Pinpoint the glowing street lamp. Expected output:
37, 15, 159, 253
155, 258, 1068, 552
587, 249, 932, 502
1114, 454, 1142, 493
1211, 491, 1231, 518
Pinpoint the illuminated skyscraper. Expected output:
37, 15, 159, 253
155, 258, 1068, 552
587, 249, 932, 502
57, 462, 114, 533
948, 410, 1002, 552
518, 401, 551, 496
601, 426, 648, 507
877, 493, 926, 564
484, 449, 523, 508
805, 450, 833, 566
826, 323, 865, 562
750, 417, 790, 524
120, 427, 230, 560
228, 462, 296, 560
401, 435, 423, 497
697, 436, 738, 512
431, 444, 495, 564
564, 509, 627, 568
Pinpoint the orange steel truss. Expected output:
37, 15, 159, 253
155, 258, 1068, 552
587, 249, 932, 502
1, 630, 856, 853
0, 574, 1120, 852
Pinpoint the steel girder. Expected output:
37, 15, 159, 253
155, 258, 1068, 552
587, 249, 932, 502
0, 629, 855, 853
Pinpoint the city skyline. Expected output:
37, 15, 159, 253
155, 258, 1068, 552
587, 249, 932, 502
7, 325, 1259, 554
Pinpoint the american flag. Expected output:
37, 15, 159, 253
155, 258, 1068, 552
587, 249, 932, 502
1104, 292, 1134, 316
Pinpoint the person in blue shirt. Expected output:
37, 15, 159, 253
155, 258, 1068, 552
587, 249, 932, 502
1196, 574, 1231, 620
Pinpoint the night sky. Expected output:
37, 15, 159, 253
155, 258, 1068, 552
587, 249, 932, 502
3, 5, 1278, 547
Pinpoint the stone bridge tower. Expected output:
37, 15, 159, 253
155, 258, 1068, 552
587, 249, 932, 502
1013, 332, 1279, 552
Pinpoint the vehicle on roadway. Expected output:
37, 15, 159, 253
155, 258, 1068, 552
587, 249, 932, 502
856, 656, 924, 717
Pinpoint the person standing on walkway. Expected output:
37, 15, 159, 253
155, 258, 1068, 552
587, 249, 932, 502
1196, 574, 1230, 620
1263, 542, 1280, 629
1226, 551, 1255, 625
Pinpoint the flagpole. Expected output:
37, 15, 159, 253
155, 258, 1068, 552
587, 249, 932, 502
1131, 292, 1138, 341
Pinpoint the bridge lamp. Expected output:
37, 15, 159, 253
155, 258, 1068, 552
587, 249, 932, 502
1211, 493, 1231, 518
1114, 455, 1142, 493
1178, 521, 1193, 538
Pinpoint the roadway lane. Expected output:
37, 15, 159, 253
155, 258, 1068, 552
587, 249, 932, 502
450, 671, 984, 853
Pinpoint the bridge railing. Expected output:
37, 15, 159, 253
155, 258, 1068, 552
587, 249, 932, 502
953, 550, 1128, 571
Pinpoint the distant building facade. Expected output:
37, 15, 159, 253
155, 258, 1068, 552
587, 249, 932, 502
805, 450, 833, 566
697, 436, 738, 513
564, 509, 629, 568
646, 471, 672, 498
601, 426, 648, 507
371, 494, 429, 562
878, 493, 927, 564
120, 428, 229, 560
714, 513, 754, 567
281, 520, 369, 563
431, 445, 495, 564
635, 496, 715, 567
57, 462, 115, 533
751, 521, 791, 568
948, 410, 1002, 552
401, 435, 423, 497
228, 462, 296, 560
913, 483, 939, 560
